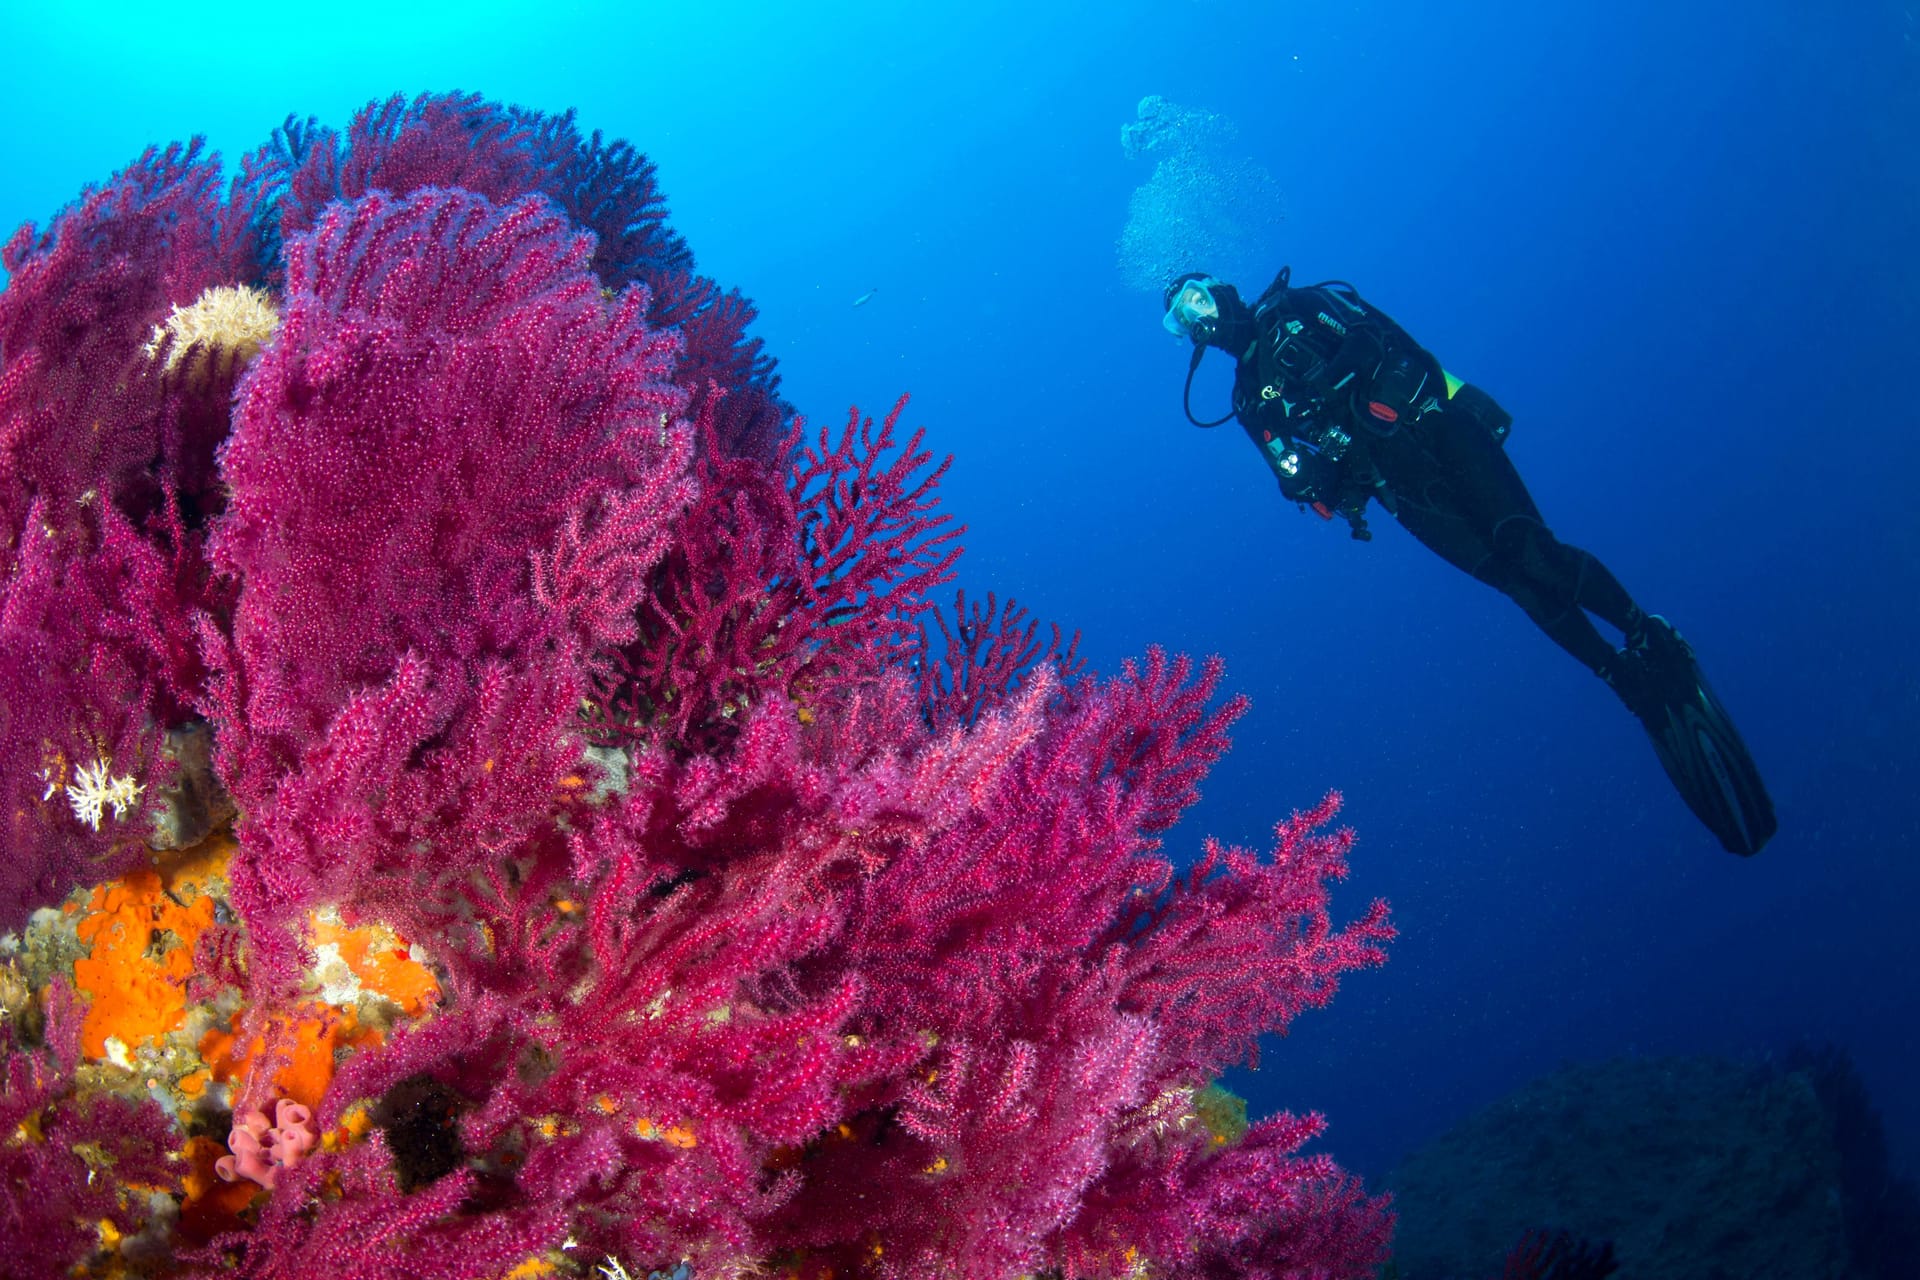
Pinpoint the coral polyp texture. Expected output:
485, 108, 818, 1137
0, 93, 1394, 1279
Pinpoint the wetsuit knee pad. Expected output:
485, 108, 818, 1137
1491, 513, 1579, 582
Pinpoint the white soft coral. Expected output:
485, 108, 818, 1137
142, 284, 279, 378
60, 758, 144, 830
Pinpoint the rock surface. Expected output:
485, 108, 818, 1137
1388, 1055, 1852, 1280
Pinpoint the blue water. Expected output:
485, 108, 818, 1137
3, 0, 1914, 1187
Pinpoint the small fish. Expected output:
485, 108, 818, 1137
851, 287, 879, 308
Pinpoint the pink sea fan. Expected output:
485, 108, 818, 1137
253, 92, 786, 459
762, 656, 1392, 1278
0, 137, 264, 927
0, 137, 265, 547
0, 498, 207, 924
2, 95, 1395, 1280
597, 397, 961, 757
0, 984, 178, 1277
260, 93, 543, 248
207, 186, 692, 983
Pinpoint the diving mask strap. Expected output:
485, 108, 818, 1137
1184, 343, 1236, 428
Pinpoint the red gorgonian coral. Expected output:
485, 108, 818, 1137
0, 94, 1394, 1280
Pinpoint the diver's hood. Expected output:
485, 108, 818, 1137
1199, 281, 1256, 356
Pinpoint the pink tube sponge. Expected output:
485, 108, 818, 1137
215, 1098, 318, 1190
269, 1099, 317, 1167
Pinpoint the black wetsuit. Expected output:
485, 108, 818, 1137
1228, 273, 1643, 676
1184, 268, 1775, 853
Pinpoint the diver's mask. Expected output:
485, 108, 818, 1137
1162, 274, 1222, 342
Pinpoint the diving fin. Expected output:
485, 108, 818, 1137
1620, 617, 1777, 855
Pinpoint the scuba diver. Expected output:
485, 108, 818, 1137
1163, 269, 1776, 855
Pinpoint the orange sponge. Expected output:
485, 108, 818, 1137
308, 914, 440, 1017
71, 835, 234, 1061
199, 1003, 382, 1114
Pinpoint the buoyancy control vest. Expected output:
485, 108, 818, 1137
1230, 268, 1513, 536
